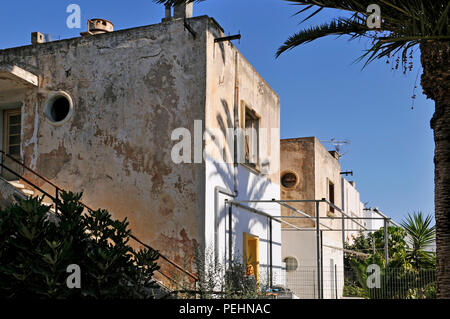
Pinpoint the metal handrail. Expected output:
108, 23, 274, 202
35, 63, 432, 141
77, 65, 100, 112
0, 150, 62, 191
0, 150, 198, 284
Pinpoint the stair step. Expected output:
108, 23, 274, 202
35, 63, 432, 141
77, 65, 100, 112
21, 189, 34, 196
8, 181, 25, 189
42, 202, 54, 207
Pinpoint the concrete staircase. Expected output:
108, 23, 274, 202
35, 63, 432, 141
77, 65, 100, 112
4, 179, 57, 213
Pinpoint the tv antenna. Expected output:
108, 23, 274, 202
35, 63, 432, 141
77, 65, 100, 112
320, 138, 351, 159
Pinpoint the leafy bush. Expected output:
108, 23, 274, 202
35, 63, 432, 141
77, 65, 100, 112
0, 192, 160, 299
342, 284, 367, 298
191, 247, 268, 299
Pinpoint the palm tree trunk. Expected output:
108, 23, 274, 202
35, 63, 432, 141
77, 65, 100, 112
420, 41, 450, 299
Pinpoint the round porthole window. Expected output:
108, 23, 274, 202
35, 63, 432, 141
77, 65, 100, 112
44, 91, 74, 126
284, 257, 298, 272
281, 171, 298, 189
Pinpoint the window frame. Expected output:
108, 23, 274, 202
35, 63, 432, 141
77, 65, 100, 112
281, 170, 299, 190
327, 178, 336, 217
283, 256, 299, 272
241, 103, 261, 173
3, 108, 21, 159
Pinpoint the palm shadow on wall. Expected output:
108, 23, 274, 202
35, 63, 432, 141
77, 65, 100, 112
206, 98, 275, 264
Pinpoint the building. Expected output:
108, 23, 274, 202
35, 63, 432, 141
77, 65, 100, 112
364, 207, 389, 232
280, 137, 344, 299
341, 178, 366, 244
0, 4, 282, 286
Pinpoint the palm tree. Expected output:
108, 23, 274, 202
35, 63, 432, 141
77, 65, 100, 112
154, 0, 449, 298
401, 212, 436, 269
276, 0, 450, 298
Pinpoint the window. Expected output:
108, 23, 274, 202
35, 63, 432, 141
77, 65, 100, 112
3, 109, 21, 158
328, 180, 335, 214
281, 171, 298, 189
283, 257, 298, 272
243, 106, 260, 169
1, 108, 22, 180
44, 91, 74, 126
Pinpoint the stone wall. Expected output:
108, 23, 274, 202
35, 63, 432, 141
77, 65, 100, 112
0, 17, 212, 270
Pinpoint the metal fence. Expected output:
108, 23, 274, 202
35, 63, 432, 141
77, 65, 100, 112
276, 266, 436, 299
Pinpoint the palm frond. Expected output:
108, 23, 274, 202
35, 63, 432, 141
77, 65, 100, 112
401, 212, 436, 250
276, 17, 368, 57
151, 0, 205, 6
399, 211, 436, 268
278, 0, 450, 64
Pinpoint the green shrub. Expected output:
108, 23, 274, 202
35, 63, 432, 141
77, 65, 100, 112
0, 192, 160, 299
343, 284, 367, 298
190, 247, 270, 299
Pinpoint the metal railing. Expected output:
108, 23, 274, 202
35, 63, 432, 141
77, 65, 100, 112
344, 267, 436, 299
0, 150, 198, 291
275, 266, 436, 299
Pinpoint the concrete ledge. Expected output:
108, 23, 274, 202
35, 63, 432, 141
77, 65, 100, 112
0, 64, 39, 91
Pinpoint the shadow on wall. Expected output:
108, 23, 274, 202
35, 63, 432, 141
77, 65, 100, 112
207, 98, 272, 258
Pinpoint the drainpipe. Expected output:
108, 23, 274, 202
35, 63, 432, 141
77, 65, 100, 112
233, 51, 239, 197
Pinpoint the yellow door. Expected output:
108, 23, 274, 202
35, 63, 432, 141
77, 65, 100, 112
243, 233, 259, 284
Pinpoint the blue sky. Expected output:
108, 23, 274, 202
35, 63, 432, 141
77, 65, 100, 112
0, 0, 435, 225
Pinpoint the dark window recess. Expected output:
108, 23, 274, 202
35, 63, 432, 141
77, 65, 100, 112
4, 109, 21, 158
328, 181, 335, 213
244, 108, 259, 167
9, 145, 20, 156
10, 115, 21, 125
50, 97, 71, 122
281, 172, 297, 189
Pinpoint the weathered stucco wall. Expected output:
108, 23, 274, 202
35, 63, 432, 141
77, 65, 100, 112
0, 17, 211, 270
280, 137, 344, 296
280, 137, 316, 228
314, 139, 342, 244
280, 137, 342, 228
202, 19, 282, 282
203, 19, 280, 183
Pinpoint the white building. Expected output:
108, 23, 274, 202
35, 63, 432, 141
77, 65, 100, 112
341, 178, 366, 244
364, 208, 387, 233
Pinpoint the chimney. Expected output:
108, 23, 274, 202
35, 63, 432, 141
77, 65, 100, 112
174, 1, 193, 19
32, 32, 45, 44
81, 19, 114, 36
162, 5, 173, 22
